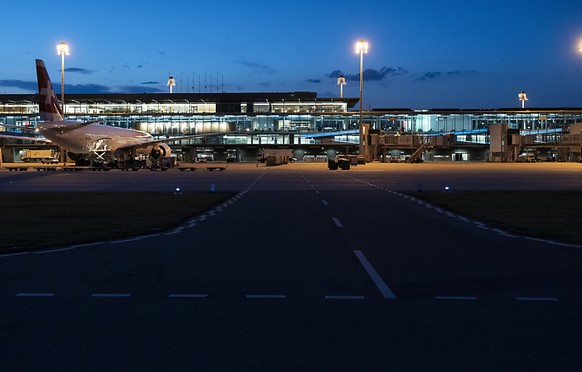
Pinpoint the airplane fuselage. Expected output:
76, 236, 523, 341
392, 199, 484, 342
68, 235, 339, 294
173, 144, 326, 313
39, 120, 155, 156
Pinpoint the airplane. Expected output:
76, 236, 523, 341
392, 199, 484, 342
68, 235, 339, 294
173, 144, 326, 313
33, 59, 195, 167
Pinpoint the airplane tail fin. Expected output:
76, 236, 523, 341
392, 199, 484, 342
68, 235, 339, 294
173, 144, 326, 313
36, 59, 64, 122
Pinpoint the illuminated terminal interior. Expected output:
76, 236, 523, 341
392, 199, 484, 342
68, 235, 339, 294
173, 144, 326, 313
1, 91, 581, 162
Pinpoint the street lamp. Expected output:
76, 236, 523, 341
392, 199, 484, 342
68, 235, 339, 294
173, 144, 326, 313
518, 91, 528, 109
355, 39, 368, 159
56, 42, 69, 113
337, 75, 346, 98
167, 76, 176, 94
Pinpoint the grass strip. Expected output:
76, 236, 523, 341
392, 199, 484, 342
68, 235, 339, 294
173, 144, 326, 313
0, 192, 233, 251
414, 190, 582, 244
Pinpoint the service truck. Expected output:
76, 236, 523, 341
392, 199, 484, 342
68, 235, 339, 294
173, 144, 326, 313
20, 149, 58, 163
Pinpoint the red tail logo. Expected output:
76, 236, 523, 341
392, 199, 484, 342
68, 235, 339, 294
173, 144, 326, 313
36, 59, 64, 121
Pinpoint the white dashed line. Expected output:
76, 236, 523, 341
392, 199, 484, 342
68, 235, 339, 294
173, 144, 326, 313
515, 297, 558, 302
436, 296, 478, 300
332, 217, 343, 228
91, 293, 132, 298
246, 294, 287, 299
168, 294, 209, 299
16, 293, 54, 297
324, 295, 365, 300
322, 200, 328, 206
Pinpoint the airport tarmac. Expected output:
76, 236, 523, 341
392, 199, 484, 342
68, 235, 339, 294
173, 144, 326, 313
1, 161, 581, 370
0, 161, 581, 192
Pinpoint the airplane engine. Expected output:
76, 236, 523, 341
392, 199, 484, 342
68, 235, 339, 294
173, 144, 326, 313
67, 152, 83, 161
150, 143, 171, 160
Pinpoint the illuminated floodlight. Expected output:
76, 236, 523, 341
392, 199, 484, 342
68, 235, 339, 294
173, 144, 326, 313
56, 42, 70, 56
518, 91, 528, 108
355, 40, 369, 54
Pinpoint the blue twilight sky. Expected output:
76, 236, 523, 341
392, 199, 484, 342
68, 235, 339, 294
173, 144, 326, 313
1, 0, 582, 109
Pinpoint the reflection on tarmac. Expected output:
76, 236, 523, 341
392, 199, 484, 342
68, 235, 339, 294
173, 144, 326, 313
0, 162, 581, 192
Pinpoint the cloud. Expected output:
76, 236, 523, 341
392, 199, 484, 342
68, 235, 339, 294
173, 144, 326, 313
415, 70, 474, 81
325, 70, 344, 79
63, 67, 95, 75
66, 83, 112, 94
0, 79, 162, 94
115, 85, 164, 93
236, 59, 277, 74
0, 79, 37, 91
416, 72, 442, 81
326, 66, 408, 82
306, 78, 321, 84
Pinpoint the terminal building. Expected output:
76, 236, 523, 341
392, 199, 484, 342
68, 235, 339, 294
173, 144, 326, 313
1, 91, 581, 163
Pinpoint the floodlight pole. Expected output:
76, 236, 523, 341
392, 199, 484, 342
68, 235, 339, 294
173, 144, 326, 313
56, 42, 69, 113
355, 40, 368, 160
518, 91, 528, 109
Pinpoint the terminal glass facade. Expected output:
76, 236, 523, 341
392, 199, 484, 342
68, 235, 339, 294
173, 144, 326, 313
1, 94, 582, 147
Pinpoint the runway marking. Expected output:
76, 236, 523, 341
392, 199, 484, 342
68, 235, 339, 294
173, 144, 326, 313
353, 250, 397, 300
111, 237, 141, 244
35, 246, 77, 253
324, 295, 365, 300
323, 174, 582, 250
473, 222, 489, 230
525, 237, 555, 244
436, 296, 478, 300
169, 294, 209, 299
16, 293, 54, 297
492, 229, 520, 238
91, 293, 132, 298
515, 297, 558, 302
164, 227, 184, 236
322, 200, 328, 206
315, 190, 320, 194
548, 241, 582, 248
246, 294, 287, 299
332, 217, 343, 228
0, 251, 31, 258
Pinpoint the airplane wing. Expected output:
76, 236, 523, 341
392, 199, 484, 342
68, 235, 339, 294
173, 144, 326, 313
43, 120, 101, 133
115, 133, 226, 151
0, 133, 52, 143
